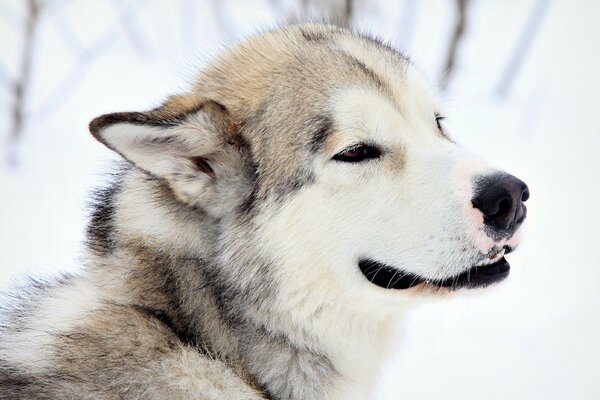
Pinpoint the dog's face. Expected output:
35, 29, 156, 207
91, 24, 528, 314
260, 78, 527, 299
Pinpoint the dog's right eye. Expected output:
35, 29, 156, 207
333, 144, 381, 163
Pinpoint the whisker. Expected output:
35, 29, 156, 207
386, 270, 399, 289
370, 266, 386, 283
389, 272, 407, 288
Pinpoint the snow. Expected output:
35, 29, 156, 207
1, 1, 599, 398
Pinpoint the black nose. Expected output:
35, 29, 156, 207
472, 173, 529, 234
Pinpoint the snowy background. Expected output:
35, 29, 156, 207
1, 0, 599, 399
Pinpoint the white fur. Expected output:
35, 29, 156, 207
115, 169, 215, 255
1, 277, 103, 373
257, 84, 521, 398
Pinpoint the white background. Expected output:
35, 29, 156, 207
1, 1, 599, 398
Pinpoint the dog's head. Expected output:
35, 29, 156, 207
90, 24, 528, 313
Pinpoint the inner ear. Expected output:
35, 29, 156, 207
189, 156, 215, 177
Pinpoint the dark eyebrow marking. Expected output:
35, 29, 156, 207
308, 116, 334, 152
355, 32, 411, 65
334, 50, 398, 107
300, 28, 327, 42
338, 51, 387, 92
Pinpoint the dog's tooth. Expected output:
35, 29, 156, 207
476, 246, 508, 267
475, 257, 493, 267
490, 249, 505, 263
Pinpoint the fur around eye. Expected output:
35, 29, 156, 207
435, 113, 445, 131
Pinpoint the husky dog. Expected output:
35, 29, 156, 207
0, 24, 529, 399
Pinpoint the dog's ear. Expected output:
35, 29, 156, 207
89, 95, 250, 215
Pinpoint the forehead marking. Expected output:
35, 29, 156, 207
336, 51, 390, 97
300, 28, 327, 42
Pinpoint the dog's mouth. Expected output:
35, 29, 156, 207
358, 246, 512, 290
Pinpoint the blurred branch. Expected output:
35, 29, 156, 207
210, 0, 236, 43
495, 0, 551, 98
31, 31, 119, 123
110, 0, 149, 56
31, 0, 147, 124
337, 0, 354, 26
397, 0, 419, 52
439, 0, 470, 90
267, 0, 284, 16
0, 62, 11, 88
6, 0, 41, 167
302, 0, 355, 26
51, 5, 84, 55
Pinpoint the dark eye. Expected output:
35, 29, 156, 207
333, 144, 381, 163
435, 112, 445, 131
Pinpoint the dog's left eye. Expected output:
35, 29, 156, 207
333, 144, 381, 163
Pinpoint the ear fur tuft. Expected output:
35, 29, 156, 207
89, 94, 209, 139
87, 95, 248, 214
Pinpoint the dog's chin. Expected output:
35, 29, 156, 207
358, 257, 510, 291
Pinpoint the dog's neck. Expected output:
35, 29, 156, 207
87, 168, 403, 399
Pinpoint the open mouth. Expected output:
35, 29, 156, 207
358, 247, 512, 290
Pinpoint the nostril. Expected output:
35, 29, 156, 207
494, 198, 512, 218
521, 188, 530, 202
515, 203, 527, 225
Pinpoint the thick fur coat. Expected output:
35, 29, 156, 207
0, 23, 528, 399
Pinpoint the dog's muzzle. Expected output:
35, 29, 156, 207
358, 173, 529, 291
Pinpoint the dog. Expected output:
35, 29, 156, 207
0, 23, 529, 399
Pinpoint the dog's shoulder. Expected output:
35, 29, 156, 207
0, 275, 265, 399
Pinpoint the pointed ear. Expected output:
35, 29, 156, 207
89, 95, 249, 214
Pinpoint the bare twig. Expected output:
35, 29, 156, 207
6, 0, 40, 167
50, 5, 84, 55
300, 0, 309, 17
31, 31, 119, 123
397, 0, 419, 52
31, 0, 147, 123
301, 0, 355, 26
495, 0, 551, 98
210, 0, 236, 43
267, 0, 284, 16
0, 62, 11, 88
110, 0, 149, 56
439, 0, 470, 90
339, 0, 354, 26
